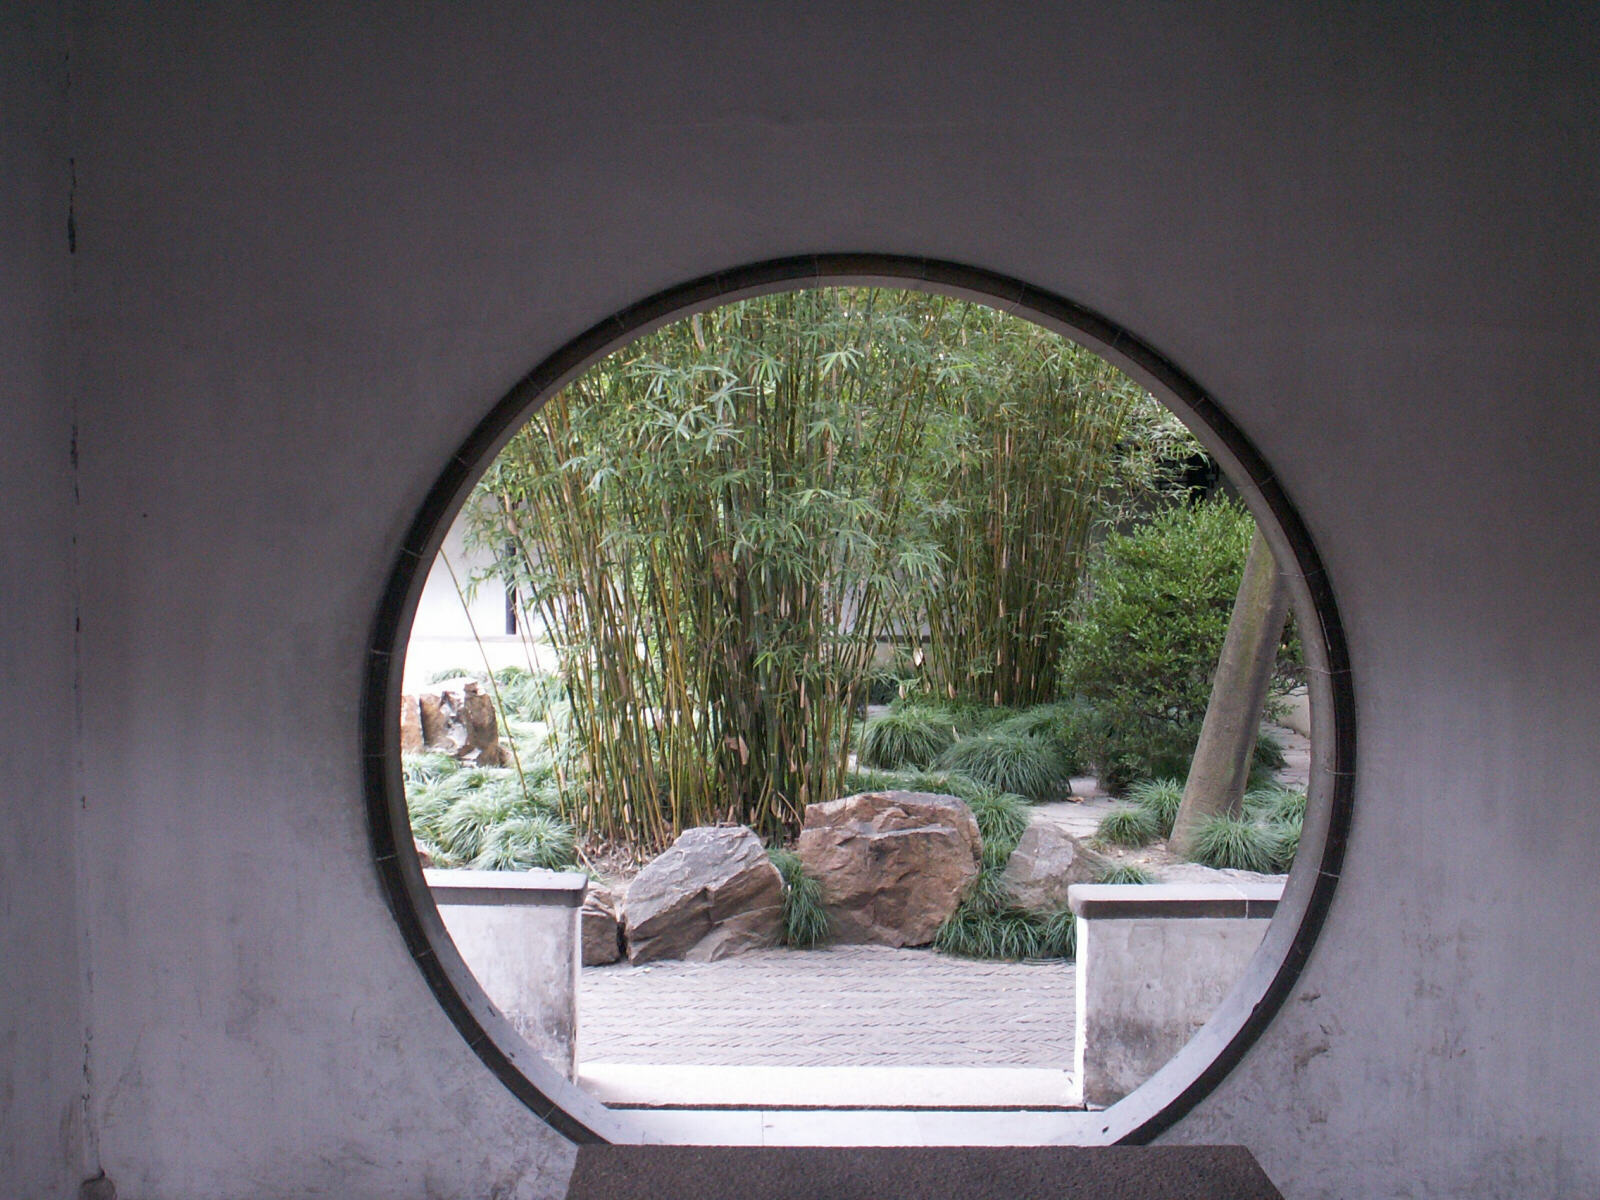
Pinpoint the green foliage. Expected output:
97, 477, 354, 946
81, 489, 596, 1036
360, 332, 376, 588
1188, 815, 1281, 873
1125, 777, 1184, 836
994, 701, 1093, 777
1253, 730, 1286, 772
1095, 805, 1160, 848
1065, 498, 1292, 791
491, 666, 565, 723
1244, 785, 1306, 825
1095, 864, 1155, 884
935, 730, 1068, 802
934, 867, 1076, 961
893, 696, 1010, 736
913, 312, 1161, 708
1269, 814, 1303, 872
857, 706, 956, 770
403, 754, 576, 871
471, 289, 970, 848
473, 813, 577, 871
767, 847, 832, 948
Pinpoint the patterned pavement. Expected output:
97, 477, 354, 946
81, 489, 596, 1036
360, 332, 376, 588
579, 944, 1075, 1069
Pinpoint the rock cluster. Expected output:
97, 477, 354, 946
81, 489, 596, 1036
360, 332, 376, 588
584, 791, 1101, 966
399, 678, 507, 766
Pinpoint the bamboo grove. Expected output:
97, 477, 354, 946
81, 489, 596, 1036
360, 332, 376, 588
466, 288, 1184, 849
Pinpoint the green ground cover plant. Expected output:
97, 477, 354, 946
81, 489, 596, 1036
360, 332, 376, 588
767, 848, 831, 949
856, 706, 956, 770
934, 729, 1069, 802
933, 867, 1076, 961
1124, 777, 1184, 836
1095, 864, 1155, 884
1094, 804, 1160, 847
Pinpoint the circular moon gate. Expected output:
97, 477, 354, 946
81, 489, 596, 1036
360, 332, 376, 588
362, 255, 1354, 1145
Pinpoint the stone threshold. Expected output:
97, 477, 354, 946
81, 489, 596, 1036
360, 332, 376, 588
579, 1063, 1083, 1110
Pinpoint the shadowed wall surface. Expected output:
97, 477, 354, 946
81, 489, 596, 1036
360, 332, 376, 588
3, 3, 1599, 1197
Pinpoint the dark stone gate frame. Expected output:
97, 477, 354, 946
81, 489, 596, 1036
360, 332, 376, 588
361, 254, 1355, 1146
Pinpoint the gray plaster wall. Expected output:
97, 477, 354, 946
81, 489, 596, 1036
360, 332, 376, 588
5, 3, 1597, 1197
0, 5, 87, 1198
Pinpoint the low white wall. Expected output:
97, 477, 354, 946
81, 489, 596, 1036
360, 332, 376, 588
1070, 883, 1281, 1108
428, 869, 587, 1080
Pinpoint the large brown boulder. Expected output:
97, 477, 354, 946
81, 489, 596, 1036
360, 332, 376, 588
414, 678, 507, 766
796, 791, 981, 947
998, 819, 1110, 913
624, 826, 784, 963
582, 884, 624, 966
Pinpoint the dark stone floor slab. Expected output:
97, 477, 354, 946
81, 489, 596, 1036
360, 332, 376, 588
565, 1144, 1283, 1199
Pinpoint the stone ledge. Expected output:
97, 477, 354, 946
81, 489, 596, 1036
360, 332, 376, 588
1067, 880, 1282, 921
425, 867, 588, 907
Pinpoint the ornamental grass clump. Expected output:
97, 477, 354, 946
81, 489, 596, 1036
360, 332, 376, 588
473, 813, 577, 871
767, 847, 832, 949
994, 701, 1094, 777
1095, 864, 1155, 884
1094, 804, 1160, 848
404, 753, 577, 870
1188, 814, 1281, 873
1244, 785, 1306, 825
934, 867, 1076, 961
935, 730, 1067, 802
856, 706, 956, 770
1125, 777, 1184, 836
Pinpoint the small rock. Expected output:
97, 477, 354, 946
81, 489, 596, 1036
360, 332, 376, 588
413, 839, 435, 868
796, 791, 981, 947
416, 679, 507, 766
582, 884, 624, 966
624, 826, 783, 963
999, 819, 1109, 913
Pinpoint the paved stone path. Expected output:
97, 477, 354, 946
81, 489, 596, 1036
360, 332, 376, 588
580, 945, 1075, 1069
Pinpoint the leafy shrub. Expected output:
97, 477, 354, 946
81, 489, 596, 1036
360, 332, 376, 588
1188, 815, 1281, 873
935, 730, 1068, 802
1125, 777, 1184, 835
1064, 498, 1299, 790
994, 701, 1094, 777
768, 847, 832, 948
1095, 805, 1160, 847
1095, 864, 1155, 884
857, 706, 956, 769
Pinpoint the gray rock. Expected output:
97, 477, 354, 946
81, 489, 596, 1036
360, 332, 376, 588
416, 679, 507, 766
582, 884, 623, 966
796, 791, 980, 947
624, 826, 783, 963
998, 819, 1109, 913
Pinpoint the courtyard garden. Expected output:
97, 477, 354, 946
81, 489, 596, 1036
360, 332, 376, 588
401, 287, 1308, 971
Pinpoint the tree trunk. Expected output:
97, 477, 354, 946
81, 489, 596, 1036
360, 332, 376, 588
1169, 525, 1291, 857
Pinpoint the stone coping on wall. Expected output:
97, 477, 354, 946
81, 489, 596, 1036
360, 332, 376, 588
425, 867, 589, 907
1067, 881, 1283, 921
